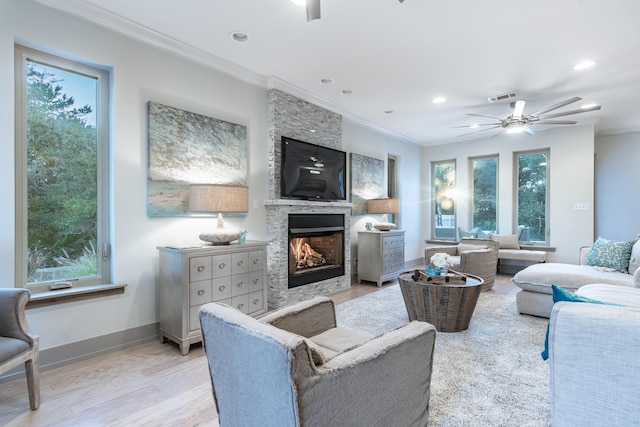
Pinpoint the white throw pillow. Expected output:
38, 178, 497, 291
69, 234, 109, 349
634, 267, 640, 288
491, 234, 520, 250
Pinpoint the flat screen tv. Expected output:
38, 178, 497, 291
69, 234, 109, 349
280, 136, 346, 201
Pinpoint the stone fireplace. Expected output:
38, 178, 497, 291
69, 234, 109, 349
265, 89, 351, 308
288, 213, 345, 289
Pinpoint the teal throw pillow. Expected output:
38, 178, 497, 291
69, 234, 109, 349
586, 237, 637, 273
541, 285, 622, 361
458, 227, 477, 239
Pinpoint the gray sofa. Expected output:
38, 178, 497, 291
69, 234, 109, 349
198, 296, 437, 426
549, 282, 640, 425
513, 239, 640, 317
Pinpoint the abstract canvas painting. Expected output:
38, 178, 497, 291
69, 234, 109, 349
147, 101, 247, 216
350, 153, 385, 215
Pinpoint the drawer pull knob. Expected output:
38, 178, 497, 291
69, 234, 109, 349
253, 258, 260, 264
237, 260, 244, 266
218, 285, 226, 292
253, 278, 260, 284
197, 266, 205, 272
237, 303, 244, 309
218, 263, 226, 269
253, 299, 260, 305
237, 282, 244, 288
197, 289, 205, 296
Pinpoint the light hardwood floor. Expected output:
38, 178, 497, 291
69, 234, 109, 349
1, 274, 518, 426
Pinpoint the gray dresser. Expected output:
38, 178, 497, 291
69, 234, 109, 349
357, 230, 405, 286
158, 241, 267, 355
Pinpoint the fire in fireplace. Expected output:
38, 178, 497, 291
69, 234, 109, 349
288, 214, 345, 288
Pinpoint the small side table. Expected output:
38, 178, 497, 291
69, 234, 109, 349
398, 270, 484, 332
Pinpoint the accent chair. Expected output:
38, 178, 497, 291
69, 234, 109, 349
199, 296, 436, 426
0, 288, 40, 409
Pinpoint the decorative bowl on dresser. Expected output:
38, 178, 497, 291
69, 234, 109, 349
157, 241, 267, 355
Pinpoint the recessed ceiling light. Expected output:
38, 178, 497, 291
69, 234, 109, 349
573, 60, 595, 70
342, 89, 355, 95
432, 97, 446, 104
229, 32, 249, 43
470, 124, 480, 128
581, 103, 597, 109
320, 78, 334, 85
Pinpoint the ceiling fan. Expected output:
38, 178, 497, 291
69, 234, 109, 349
455, 97, 601, 137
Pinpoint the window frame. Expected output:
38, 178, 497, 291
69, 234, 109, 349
14, 44, 111, 292
513, 149, 550, 245
431, 159, 457, 241
469, 155, 499, 233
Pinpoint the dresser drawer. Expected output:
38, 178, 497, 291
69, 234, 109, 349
248, 270, 263, 294
231, 273, 250, 297
231, 294, 249, 314
189, 299, 231, 331
212, 276, 232, 301
248, 290, 264, 314
189, 279, 212, 306
189, 256, 212, 282
232, 252, 249, 274
248, 250, 264, 272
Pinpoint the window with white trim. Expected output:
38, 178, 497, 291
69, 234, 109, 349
15, 45, 111, 291
470, 155, 498, 233
514, 149, 549, 243
432, 159, 456, 240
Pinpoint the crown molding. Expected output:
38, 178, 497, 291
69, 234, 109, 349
35, 0, 267, 87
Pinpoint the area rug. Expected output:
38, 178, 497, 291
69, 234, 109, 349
336, 285, 551, 426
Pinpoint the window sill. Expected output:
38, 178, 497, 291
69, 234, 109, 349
27, 283, 127, 309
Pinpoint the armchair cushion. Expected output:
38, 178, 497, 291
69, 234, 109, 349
308, 327, 373, 361
0, 337, 30, 362
457, 243, 488, 254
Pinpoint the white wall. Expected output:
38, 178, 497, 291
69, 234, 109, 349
1, 1, 268, 350
421, 125, 596, 263
342, 119, 424, 268
595, 132, 640, 240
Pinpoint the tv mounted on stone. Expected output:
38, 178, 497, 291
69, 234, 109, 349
280, 136, 346, 201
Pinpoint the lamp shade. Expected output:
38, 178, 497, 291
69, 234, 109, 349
189, 184, 249, 213
367, 198, 400, 214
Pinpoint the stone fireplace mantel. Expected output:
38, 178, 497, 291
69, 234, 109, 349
265, 199, 352, 308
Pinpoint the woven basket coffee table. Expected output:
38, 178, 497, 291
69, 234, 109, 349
398, 270, 484, 332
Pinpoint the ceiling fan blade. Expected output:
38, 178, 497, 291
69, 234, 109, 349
512, 100, 526, 118
466, 113, 504, 120
458, 125, 501, 137
451, 123, 500, 128
538, 105, 601, 120
306, 0, 321, 21
530, 97, 582, 116
523, 126, 536, 135
534, 120, 578, 125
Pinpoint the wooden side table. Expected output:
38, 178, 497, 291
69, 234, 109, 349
398, 270, 484, 332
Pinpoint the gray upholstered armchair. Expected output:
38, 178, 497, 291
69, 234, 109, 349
0, 288, 40, 409
425, 238, 499, 291
199, 296, 436, 426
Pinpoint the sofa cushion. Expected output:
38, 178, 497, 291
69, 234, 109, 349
458, 243, 488, 254
512, 263, 634, 294
491, 234, 520, 250
629, 240, 640, 275
541, 285, 622, 360
499, 249, 547, 262
586, 237, 637, 273
457, 227, 477, 239
577, 283, 640, 307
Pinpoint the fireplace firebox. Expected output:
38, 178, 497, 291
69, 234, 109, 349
288, 214, 345, 288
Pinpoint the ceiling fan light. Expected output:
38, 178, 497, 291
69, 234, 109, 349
291, 0, 306, 6
581, 103, 597, 109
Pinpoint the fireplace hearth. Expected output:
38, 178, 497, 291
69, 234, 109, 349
288, 214, 344, 289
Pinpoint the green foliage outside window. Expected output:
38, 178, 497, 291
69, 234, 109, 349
517, 152, 547, 242
25, 61, 98, 282
472, 157, 497, 232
